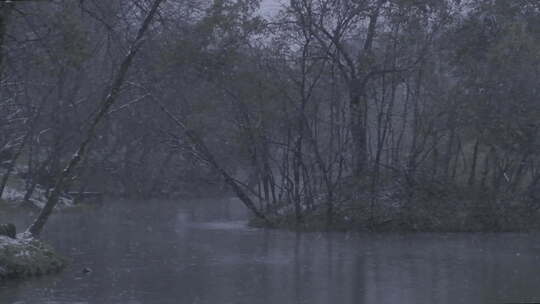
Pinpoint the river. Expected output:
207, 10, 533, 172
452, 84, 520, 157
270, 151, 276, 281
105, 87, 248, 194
1, 198, 540, 303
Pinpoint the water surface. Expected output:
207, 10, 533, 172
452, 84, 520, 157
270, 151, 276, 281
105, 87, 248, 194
1, 199, 540, 303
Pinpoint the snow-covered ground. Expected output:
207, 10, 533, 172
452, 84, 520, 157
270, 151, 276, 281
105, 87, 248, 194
0, 166, 74, 210
2, 184, 74, 209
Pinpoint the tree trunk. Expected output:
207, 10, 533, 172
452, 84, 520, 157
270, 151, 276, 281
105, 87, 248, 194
468, 139, 480, 187
158, 103, 273, 226
350, 92, 368, 177
26, 0, 164, 237
0, 2, 14, 78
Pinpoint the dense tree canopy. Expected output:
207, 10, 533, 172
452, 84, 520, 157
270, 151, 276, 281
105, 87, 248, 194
1, 0, 539, 232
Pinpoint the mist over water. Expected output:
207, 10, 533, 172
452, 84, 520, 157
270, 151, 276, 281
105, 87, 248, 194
1, 199, 540, 304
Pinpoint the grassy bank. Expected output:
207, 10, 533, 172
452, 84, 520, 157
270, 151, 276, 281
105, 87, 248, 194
0, 235, 65, 280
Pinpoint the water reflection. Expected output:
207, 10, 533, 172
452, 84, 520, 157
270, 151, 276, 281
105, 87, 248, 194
1, 198, 540, 303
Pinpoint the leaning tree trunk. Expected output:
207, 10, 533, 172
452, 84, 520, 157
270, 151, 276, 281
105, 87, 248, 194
158, 102, 274, 226
26, 0, 164, 237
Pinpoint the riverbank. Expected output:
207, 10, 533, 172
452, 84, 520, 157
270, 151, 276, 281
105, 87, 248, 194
0, 235, 65, 280
0, 167, 74, 211
249, 186, 540, 233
